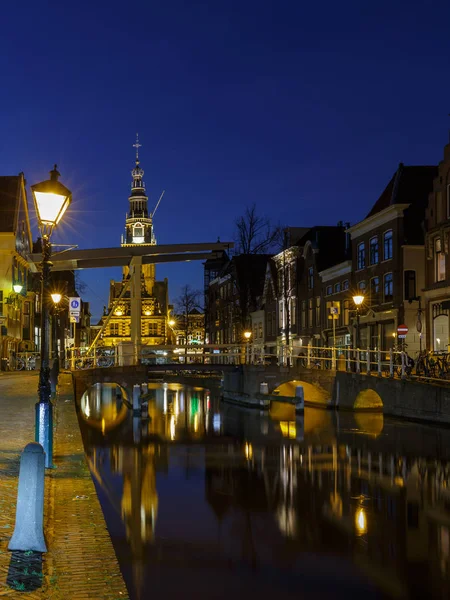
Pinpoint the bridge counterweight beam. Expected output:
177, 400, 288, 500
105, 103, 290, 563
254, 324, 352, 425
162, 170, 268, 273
130, 256, 142, 363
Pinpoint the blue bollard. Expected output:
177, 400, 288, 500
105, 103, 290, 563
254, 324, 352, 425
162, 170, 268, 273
35, 402, 53, 469
8, 443, 47, 553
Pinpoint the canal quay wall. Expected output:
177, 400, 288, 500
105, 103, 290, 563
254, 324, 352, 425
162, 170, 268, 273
223, 366, 450, 425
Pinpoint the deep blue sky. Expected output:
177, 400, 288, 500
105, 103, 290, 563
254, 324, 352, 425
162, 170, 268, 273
1, 0, 450, 322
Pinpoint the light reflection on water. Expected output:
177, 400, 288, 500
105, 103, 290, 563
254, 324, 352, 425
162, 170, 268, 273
78, 381, 450, 600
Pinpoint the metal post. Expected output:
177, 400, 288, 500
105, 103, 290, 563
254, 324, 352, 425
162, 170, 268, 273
389, 351, 394, 378
378, 348, 382, 376
331, 346, 336, 370
307, 343, 311, 368
401, 351, 406, 379
35, 234, 53, 469
356, 349, 360, 373
366, 347, 370, 374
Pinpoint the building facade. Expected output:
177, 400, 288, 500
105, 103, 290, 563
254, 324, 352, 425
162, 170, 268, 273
424, 142, 450, 352
0, 173, 36, 368
347, 164, 436, 355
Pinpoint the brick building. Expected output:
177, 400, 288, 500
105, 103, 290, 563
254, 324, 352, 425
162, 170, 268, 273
423, 142, 450, 351
347, 163, 437, 354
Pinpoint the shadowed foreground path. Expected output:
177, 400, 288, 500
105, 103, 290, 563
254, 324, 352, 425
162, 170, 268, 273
0, 371, 129, 599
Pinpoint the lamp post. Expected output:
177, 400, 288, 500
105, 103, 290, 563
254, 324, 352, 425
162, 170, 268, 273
244, 330, 252, 364
32, 165, 72, 468
352, 294, 364, 349
51, 292, 62, 361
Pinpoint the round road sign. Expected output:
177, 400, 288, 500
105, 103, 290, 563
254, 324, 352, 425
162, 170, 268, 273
397, 324, 408, 335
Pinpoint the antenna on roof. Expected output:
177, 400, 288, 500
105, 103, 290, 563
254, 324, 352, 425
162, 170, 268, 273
152, 190, 165, 217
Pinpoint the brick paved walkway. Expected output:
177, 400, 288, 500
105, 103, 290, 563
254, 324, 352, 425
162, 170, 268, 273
0, 371, 129, 599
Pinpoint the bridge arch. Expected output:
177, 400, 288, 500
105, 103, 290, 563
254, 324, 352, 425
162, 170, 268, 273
79, 382, 129, 432
273, 380, 329, 406
353, 388, 383, 411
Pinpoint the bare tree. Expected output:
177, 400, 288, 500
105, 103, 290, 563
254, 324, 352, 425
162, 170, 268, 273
176, 285, 202, 357
234, 203, 281, 255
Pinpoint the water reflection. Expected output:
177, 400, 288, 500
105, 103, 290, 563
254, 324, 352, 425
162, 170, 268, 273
77, 382, 450, 600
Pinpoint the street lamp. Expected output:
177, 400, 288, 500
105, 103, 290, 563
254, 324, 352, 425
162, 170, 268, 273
32, 165, 72, 468
352, 294, 364, 349
13, 284, 23, 294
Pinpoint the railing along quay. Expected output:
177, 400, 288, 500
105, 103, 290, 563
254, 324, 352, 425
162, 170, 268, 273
63, 343, 450, 385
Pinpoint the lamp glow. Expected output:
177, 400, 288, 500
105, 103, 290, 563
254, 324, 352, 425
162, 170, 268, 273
244, 330, 252, 340
51, 293, 62, 304
13, 284, 23, 294
353, 295, 365, 306
115, 309, 123, 316
355, 507, 367, 535
169, 319, 175, 327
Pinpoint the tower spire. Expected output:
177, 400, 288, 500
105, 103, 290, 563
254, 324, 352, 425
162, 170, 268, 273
133, 133, 142, 163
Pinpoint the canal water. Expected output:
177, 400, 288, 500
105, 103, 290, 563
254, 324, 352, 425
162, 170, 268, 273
77, 381, 450, 600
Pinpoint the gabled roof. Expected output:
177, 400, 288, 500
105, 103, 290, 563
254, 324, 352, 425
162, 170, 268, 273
365, 164, 437, 219
294, 225, 348, 272
0, 176, 21, 232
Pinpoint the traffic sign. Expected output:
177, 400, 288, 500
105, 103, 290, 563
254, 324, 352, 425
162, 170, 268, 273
397, 324, 408, 336
398, 334, 406, 339
70, 315, 80, 323
69, 297, 81, 314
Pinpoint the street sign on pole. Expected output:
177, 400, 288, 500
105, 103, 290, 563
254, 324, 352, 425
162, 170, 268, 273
70, 315, 80, 324
69, 297, 81, 314
397, 324, 408, 336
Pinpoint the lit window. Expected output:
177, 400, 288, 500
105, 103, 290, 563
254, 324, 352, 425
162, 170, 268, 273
384, 230, 393, 260
384, 273, 393, 302
435, 237, 446, 282
357, 242, 365, 269
133, 223, 144, 244
370, 237, 379, 265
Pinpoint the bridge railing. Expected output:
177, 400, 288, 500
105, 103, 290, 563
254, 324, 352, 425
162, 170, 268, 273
66, 343, 250, 370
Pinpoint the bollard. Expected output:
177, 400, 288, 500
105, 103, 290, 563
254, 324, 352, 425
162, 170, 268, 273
259, 382, 269, 395
8, 443, 47, 553
141, 382, 148, 395
141, 401, 149, 419
133, 384, 141, 415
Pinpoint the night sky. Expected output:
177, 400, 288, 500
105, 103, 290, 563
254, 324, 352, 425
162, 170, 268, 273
2, 0, 450, 322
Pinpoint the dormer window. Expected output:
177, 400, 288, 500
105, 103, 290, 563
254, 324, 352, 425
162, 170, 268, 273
133, 223, 144, 244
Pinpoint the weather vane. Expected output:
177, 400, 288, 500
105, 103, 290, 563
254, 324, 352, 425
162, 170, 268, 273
133, 133, 142, 161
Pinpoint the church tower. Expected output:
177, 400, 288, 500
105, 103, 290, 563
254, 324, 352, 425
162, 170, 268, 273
121, 135, 156, 293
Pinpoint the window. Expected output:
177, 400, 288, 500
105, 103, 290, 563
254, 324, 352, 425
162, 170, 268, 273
370, 276, 380, 297
132, 223, 144, 243
23, 301, 30, 340
343, 280, 349, 290
301, 301, 306, 329
110, 323, 119, 336
308, 299, 313, 327
334, 282, 341, 294
148, 322, 158, 336
343, 300, 349, 326
383, 230, 393, 260
435, 237, 446, 282
308, 267, 314, 289
447, 185, 450, 219
267, 311, 272, 336
34, 326, 40, 350
290, 298, 296, 325
358, 280, 366, 291
370, 237, 379, 265
326, 285, 332, 296
404, 270, 416, 300
357, 242, 365, 269
384, 273, 393, 302
279, 301, 284, 328
315, 297, 321, 326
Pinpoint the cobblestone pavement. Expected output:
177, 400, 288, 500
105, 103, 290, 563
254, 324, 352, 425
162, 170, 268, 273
0, 371, 129, 599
